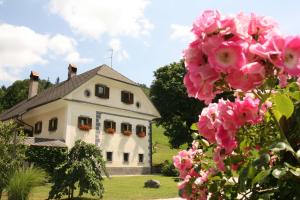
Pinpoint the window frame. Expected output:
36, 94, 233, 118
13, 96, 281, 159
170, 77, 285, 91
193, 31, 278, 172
78, 116, 92, 131
121, 122, 132, 136
95, 84, 109, 99
123, 152, 129, 163
121, 90, 134, 104
34, 121, 42, 134
48, 117, 58, 132
104, 120, 116, 134
106, 152, 113, 162
136, 125, 146, 135
138, 154, 144, 163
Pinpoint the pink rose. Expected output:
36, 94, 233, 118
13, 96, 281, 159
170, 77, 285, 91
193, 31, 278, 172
192, 10, 222, 35
215, 126, 237, 153
281, 36, 300, 76
227, 62, 265, 91
183, 39, 204, 69
208, 41, 246, 73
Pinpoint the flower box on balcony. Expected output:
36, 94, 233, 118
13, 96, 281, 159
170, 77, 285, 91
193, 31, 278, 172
105, 128, 115, 134
122, 130, 132, 136
137, 132, 146, 138
79, 124, 91, 131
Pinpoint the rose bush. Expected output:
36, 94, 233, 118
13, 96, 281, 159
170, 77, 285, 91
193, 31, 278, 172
174, 10, 300, 199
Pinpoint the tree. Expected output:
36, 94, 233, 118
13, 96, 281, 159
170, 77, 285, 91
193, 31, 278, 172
0, 121, 26, 199
0, 79, 52, 112
49, 140, 108, 199
150, 61, 206, 148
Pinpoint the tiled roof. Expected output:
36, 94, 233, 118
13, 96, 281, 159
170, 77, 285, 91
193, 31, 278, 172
0, 64, 137, 120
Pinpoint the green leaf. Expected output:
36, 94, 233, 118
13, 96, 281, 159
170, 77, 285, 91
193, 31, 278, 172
272, 93, 294, 119
252, 169, 271, 186
289, 91, 300, 101
190, 123, 198, 131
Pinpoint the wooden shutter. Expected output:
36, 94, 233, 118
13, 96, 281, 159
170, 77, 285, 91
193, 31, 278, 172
129, 92, 134, 104
78, 117, 82, 128
54, 118, 58, 130
121, 91, 126, 103
95, 84, 99, 97
112, 121, 116, 130
128, 124, 132, 131
88, 118, 92, 129
104, 86, 110, 98
136, 125, 140, 134
121, 123, 125, 132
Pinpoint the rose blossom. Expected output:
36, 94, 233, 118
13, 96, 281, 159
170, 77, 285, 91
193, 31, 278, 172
281, 36, 300, 76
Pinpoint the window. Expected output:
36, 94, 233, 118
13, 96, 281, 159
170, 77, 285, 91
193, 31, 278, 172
106, 152, 113, 162
136, 125, 146, 135
78, 116, 92, 131
34, 121, 42, 134
121, 123, 132, 136
123, 153, 129, 163
138, 154, 144, 163
121, 91, 134, 104
95, 84, 109, 98
84, 89, 91, 97
48, 117, 58, 132
104, 120, 116, 134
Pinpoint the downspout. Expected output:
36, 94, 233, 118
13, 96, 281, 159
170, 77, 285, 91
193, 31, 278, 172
149, 121, 153, 174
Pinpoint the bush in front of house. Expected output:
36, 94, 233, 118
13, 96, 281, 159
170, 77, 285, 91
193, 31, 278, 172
161, 160, 179, 177
6, 167, 46, 200
48, 140, 108, 199
0, 120, 26, 199
25, 146, 67, 178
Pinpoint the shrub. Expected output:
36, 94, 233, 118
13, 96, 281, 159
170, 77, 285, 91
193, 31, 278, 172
49, 140, 108, 199
161, 160, 179, 177
6, 167, 46, 200
25, 146, 67, 178
0, 120, 26, 199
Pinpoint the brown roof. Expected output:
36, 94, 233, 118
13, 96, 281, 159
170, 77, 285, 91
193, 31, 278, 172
0, 64, 137, 121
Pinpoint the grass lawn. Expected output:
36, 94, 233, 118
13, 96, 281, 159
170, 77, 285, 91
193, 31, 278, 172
2, 175, 178, 200
152, 124, 185, 165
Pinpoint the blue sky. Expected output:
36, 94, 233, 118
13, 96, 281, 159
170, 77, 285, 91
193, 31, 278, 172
0, 0, 299, 87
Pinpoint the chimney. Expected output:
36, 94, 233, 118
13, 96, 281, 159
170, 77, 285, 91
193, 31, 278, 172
68, 64, 77, 79
28, 71, 39, 99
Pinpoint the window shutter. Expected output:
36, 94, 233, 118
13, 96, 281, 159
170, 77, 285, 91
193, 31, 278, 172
104, 86, 110, 98
136, 125, 140, 134
95, 85, 99, 97
54, 118, 58, 130
129, 93, 134, 104
129, 124, 132, 132
121, 91, 126, 102
78, 117, 82, 128
112, 121, 116, 130
104, 121, 108, 129
121, 123, 125, 132
88, 118, 92, 128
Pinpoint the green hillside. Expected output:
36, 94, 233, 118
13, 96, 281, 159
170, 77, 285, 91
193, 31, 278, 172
152, 124, 184, 165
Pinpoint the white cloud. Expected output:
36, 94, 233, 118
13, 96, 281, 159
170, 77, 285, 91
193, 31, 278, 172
0, 23, 90, 82
108, 38, 129, 61
170, 24, 194, 42
49, 0, 153, 39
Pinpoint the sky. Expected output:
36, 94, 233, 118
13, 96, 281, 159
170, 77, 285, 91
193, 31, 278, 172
0, 0, 300, 87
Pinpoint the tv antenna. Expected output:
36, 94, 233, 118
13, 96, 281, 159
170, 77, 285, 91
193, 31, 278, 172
107, 48, 113, 68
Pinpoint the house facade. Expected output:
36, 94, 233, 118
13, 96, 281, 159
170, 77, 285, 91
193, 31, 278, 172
0, 64, 160, 174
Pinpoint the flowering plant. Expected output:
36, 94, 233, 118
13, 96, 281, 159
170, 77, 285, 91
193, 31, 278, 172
174, 10, 300, 199
137, 131, 146, 138
79, 124, 91, 131
122, 130, 132, 136
105, 127, 115, 134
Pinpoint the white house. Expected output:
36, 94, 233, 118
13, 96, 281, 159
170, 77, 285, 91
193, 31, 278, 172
0, 64, 161, 174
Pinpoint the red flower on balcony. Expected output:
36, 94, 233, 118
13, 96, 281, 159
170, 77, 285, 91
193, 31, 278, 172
137, 132, 146, 138
122, 130, 132, 136
105, 128, 115, 134
79, 124, 91, 131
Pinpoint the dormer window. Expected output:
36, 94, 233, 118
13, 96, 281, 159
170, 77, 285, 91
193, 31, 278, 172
78, 116, 92, 131
95, 84, 109, 99
121, 91, 134, 104
49, 118, 58, 132
34, 121, 42, 134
